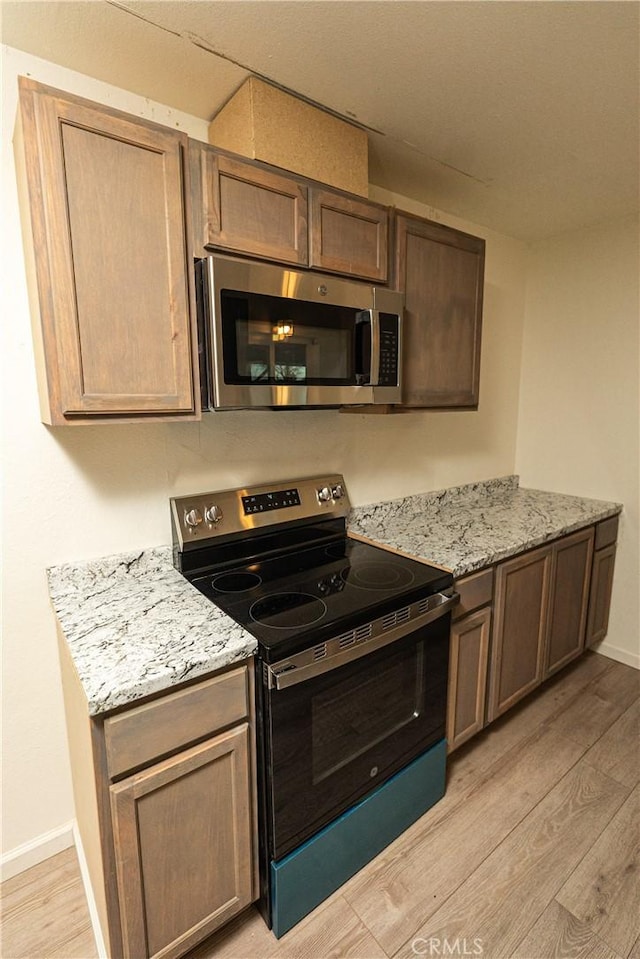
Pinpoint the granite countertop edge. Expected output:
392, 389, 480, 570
49, 476, 622, 717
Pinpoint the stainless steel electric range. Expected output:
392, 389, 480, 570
171, 475, 457, 938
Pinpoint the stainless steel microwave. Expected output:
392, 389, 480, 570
195, 254, 403, 410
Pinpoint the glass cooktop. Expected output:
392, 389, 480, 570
190, 537, 451, 660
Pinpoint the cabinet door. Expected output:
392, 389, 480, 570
488, 546, 551, 721
394, 213, 485, 408
309, 188, 388, 281
586, 543, 617, 648
110, 725, 254, 959
200, 149, 308, 265
447, 606, 491, 752
545, 528, 594, 676
17, 78, 197, 423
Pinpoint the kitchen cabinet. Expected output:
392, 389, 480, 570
488, 528, 596, 721
393, 212, 485, 409
193, 143, 389, 281
15, 78, 198, 425
488, 545, 552, 721
586, 516, 619, 647
110, 726, 253, 959
447, 568, 492, 752
58, 640, 257, 959
196, 146, 309, 266
309, 188, 388, 282
544, 527, 594, 676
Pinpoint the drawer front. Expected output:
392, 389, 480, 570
453, 568, 493, 620
595, 515, 619, 550
104, 665, 250, 780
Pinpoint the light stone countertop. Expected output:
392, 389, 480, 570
47, 546, 257, 716
348, 475, 622, 578
49, 476, 622, 717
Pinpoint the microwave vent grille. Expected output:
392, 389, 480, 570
313, 643, 327, 661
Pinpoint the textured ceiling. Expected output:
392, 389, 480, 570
2, 0, 638, 241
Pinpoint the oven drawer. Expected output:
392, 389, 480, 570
104, 665, 250, 779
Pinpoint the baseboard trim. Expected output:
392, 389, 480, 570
73, 823, 108, 959
595, 641, 640, 670
1, 821, 74, 882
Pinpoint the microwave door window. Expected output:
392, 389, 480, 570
221, 291, 357, 386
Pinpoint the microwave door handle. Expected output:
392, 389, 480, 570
369, 309, 381, 386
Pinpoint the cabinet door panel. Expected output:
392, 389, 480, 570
394, 214, 484, 408
111, 725, 253, 959
447, 606, 491, 751
586, 544, 617, 647
202, 150, 308, 265
545, 528, 594, 676
309, 189, 388, 281
488, 546, 551, 721
19, 79, 196, 420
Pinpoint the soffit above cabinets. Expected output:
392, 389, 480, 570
2, 0, 638, 242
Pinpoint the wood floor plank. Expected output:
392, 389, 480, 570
546, 663, 640, 748
0, 847, 97, 959
391, 762, 628, 959
582, 698, 640, 788
343, 726, 588, 956
190, 896, 387, 959
556, 785, 640, 958
512, 900, 623, 959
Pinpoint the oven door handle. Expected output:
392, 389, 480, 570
267, 590, 459, 690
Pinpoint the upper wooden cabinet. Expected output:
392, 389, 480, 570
15, 78, 198, 424
197, 146, 309, 266
394, 213, 485, 409
309, 188, 388, 282
193, 143, 389, 281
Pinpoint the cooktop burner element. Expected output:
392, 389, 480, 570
341, 562, 415, 590
212, 571, 262, 593
250, 593, 328, 629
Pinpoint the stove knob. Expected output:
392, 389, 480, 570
317, 486, 332, 503
205, 504, 223, 525
184, 508, 203, 529
332, 484, 344, 500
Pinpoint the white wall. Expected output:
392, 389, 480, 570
516, 216, 640, 667
1, 47, 528, 863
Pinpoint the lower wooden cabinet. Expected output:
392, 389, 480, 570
446, 521, 618, 752
57, 646, 257, 959
586, 542, 617, 647
488, 545, 552, 721
111, 725, 254, 959
447, 606, 491, 752
544, 528, 594, 675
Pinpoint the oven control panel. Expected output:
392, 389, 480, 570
171, 474, 351, 552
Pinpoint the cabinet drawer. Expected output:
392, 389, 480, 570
453, 568, 493, 620
595, 515, 619, 550
104, 665, 250, 779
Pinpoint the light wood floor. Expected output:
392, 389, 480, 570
2, 652, 638, 959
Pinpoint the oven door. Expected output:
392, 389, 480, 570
261, 610, 450, 861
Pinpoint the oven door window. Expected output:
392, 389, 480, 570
265, 616, 449, 860
220, 290, 362, 386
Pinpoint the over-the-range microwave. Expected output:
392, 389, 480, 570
195, 254, 403, 410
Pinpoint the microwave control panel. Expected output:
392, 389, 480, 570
378, 313, 399, 386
